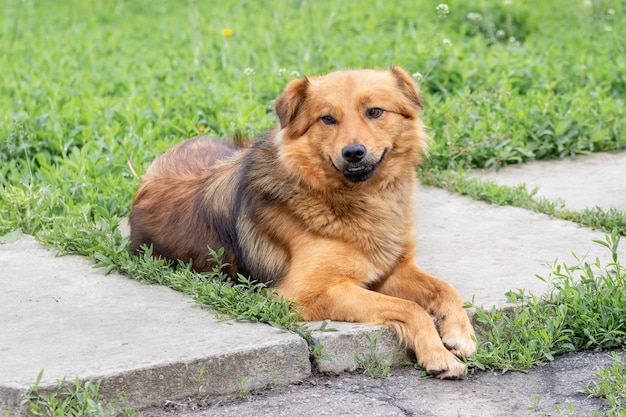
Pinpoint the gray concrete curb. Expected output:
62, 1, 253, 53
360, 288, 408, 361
308, 322, 412, 374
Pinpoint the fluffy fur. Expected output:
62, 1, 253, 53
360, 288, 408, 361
129, 67, 476, 378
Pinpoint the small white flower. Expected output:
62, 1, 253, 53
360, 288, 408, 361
289, 70, 301, 77
243, 67, 255, 76
467, 12, 482, 21
503, 0, 512, 5
278, 68, 286, 75
508, 36, 517, 43
496, 29, 506, 38
442, 38, 452, 47
604, 25, 613, 32
607, 8, 615, 15
583, 0, 592, 6
412, 72, 424, 81
436, 3, 450, 17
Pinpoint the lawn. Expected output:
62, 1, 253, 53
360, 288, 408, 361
1, 0, 624, 240
4, 1, 626, 414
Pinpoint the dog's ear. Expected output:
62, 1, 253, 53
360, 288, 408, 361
389, 66, 424, 111
275, 77, 310, 136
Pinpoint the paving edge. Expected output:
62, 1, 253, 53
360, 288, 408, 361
6, 315, 483, 415
308, 321, 414, 374
3, 337, 311, 416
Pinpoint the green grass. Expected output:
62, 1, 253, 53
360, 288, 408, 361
21, 370, 137, 417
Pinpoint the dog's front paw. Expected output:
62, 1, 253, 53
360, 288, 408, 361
420, 347, 467, 380
438, 311, 477, 359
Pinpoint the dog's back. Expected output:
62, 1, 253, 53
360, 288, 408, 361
129, 137, 241, 271
144, 137, 237, 177
129, 135, 291, 281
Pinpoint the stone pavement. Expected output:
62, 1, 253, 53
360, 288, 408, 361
470, 151, 626, 212
1, 151, 625, 416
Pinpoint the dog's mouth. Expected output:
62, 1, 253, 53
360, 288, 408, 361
331, 148, 388, 183
343, 164, 376, 183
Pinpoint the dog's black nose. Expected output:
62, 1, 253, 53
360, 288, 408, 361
342, 144, 367, 163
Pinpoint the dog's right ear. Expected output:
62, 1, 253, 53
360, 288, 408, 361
275, 77, 309, 137
389, 66, 424, 112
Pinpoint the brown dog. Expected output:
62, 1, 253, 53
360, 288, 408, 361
129, 67, 476, 378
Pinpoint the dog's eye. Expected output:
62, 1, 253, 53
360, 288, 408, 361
366, 108, 384, 119
321, 115, 337, 125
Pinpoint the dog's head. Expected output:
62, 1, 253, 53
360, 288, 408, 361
274, 67, 428, 190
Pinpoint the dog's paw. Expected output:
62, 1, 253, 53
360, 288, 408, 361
439, 312, 477, 359
420, 347, 467, 380
441, 327, 477, 359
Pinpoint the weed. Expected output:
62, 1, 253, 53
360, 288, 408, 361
527, 394, 542, 415
20, 370, 137, 417
468, 232, 625, 372
191, 248, 308, 335
235, 377, 250, 398
243, 68, 255, 102
134, 247, 308, 336
354, 329, 393, 379
584, 352, 626, 416
311, 343, 331, 362
41, 212, 309, 336
561, 207, 626, 237
526, 394, 576, 417
308, 322, 337, 362
318, 319, 339, 332
190, 364, 207, 399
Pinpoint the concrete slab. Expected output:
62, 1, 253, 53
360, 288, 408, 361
469, 151, 626, 211
415, 186, 626, 307
0, 236, 310, 414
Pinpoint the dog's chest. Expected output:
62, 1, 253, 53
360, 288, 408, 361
300, 194, 410, 267
353, 218, 408, 275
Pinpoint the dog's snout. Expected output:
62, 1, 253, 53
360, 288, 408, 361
342, 144, 367, 163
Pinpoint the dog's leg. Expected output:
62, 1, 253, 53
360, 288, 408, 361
371, 259, 477, 361
277, 243, 468, 379
288, 281, 466, 379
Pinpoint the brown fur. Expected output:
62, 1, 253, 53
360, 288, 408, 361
129, 67, 476, 379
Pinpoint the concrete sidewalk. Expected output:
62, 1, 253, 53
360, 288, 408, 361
1, 151, 625, 416
470, 151, 626, 212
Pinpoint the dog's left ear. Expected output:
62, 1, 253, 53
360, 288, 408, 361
389, 66, 424, 111
275, 77, 310, 137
